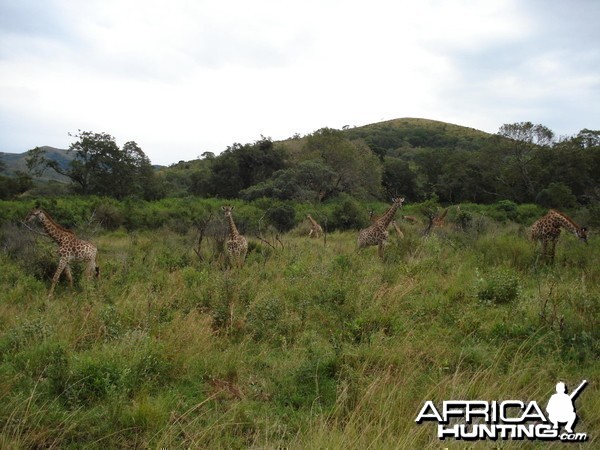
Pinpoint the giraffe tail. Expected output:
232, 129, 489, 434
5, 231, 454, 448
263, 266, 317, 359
95, 266, 100, 278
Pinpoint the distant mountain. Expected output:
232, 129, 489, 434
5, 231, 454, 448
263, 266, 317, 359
0, 146, 73, 182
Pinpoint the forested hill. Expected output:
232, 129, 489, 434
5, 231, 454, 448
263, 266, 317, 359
1, 118, 599, 208
255, 118, 492, 162
344, 117, 493, 152
162, 118, 600, 208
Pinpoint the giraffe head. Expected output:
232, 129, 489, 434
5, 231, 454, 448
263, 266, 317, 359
222, 205, 234, 217
25, 208, 45, 223
576, 226, 588, 244
392, 197, 405, 206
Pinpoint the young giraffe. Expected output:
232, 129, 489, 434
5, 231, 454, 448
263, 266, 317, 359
357, 197, 405, 257
530, 209, 588, 263
26, 208, 99, 298
222, 205, 248, 267
390, 220, 404, 239
306, 214, 323, 239
432, 207, 449, 228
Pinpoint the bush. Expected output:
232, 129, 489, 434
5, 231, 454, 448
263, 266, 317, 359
94, 202, 125, 230
476, 268, 521, 305
328, 196, 369, 231
266, 204, 297, 232
489, 200, 518, 222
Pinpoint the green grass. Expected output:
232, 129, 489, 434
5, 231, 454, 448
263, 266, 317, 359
0, 221, 599, 448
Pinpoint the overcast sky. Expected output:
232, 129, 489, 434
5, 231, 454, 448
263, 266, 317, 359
1, 0, 598, 165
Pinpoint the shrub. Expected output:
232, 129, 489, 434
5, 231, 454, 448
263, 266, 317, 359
328, 196, 368, 231
476, 268, 521, 305
489, 200, 518, 222
266, 204, 297, 232
95, 202, 125, 230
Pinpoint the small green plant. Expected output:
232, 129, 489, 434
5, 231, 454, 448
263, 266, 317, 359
476, 268, 521, 305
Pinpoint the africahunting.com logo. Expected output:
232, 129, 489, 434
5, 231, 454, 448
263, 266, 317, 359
416, 380, 589, 442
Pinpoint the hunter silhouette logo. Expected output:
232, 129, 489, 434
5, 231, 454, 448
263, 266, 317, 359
547, 380, 587, 434
416, 380, 589, 442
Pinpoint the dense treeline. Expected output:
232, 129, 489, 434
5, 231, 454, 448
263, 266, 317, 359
162, 121, 600, 209
1, 120, 599, 211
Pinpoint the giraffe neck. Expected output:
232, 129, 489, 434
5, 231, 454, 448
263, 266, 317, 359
227, 214, 240, 239
307, 215, 318, 226
376, 201, 401, 228
38, 211, 72, 244
551, 210, 580, 234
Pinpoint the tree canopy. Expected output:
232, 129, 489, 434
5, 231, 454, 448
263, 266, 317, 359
27, 131, 164, 200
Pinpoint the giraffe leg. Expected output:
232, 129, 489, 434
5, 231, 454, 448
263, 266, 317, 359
49, 258, 68, 298
85, 258, 98, 279
378, 241, 385, 258
540, 240, 549, 263
64, 265, 74, 287
309, 229, 314, 238
550, 240, 557, 264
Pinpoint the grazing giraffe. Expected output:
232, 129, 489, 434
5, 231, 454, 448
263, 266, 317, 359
306, 214, 323, 239
222, 205, 248, 267
357, 197, 405, 257
433, 207, 449, 228
530, 209, 588, 263
402, 215, 418, 224
25, 208, 99, 298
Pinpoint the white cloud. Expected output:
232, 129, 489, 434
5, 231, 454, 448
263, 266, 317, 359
0, 0, 598, 165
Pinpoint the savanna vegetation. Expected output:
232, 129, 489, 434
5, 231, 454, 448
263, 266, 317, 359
0, 118, 599, 448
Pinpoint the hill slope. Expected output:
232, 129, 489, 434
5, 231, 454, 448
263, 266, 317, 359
0, 146, 72, 182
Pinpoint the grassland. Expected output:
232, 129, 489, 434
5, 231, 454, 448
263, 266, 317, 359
0, 213, 599, 449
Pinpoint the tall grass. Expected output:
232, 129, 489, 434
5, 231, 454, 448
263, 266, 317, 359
0, 216, 598, 448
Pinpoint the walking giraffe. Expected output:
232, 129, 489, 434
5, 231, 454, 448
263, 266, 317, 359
222, 205, 248, 267
357, 197, 405, 257
25, 208, 99, 298
530, 209, 588, 263
306, 214, 323, 239
433, 207, 449, 228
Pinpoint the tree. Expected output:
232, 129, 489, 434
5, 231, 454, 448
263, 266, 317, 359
382, 157, 418, 201
206, 138, 286, 198
26, 131, 163, 199
303, 128, 382, 200
495, 122, 555, 202
569, 129, 600, 149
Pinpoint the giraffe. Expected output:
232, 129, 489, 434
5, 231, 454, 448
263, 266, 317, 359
357, 197, 405, 257
369, 211, 404, 238
530, 209, 588, 263
306, 214, 323, 239
390, 220, 404, 239
222, 205, 248, 267
432, 207, 449, 228
402, 215, 418, 224
25, 208, 99, 298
